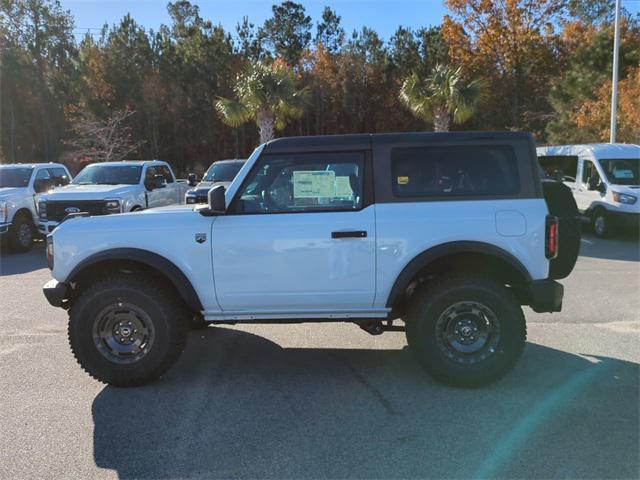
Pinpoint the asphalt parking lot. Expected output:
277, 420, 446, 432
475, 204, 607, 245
1, 234, 639, 480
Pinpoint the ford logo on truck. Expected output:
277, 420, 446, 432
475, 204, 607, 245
64, 207, 80, 214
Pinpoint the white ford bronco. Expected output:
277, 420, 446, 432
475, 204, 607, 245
37, 160, 189, 235
43, 132, 580, 387
0, 163, 71, 252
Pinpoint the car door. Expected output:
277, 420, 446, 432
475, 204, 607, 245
575, 159, 604, 212
211, 150, 376, 312
156, 165, 178, 205
143, 166, 166, 208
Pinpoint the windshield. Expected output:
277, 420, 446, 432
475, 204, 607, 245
599, 158, 639, 186
72, 164, 142, 185
203, 162, 243, 183
0, 167, 34, 188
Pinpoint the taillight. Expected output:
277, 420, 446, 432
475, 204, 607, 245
545, 216, 559, 259
46, 235, 54, 270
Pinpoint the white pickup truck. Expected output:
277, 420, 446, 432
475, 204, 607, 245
0, 163, 71, 251
37, 160, 190, 234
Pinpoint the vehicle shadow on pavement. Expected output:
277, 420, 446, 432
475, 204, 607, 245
579, 233, 640, 262
0, 242, 47, 275
92, 328, 639, 480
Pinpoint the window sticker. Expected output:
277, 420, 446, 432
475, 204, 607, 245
335, 176, 353, 197
397, 176, 409, 185
293, 170, 335, 198
613, 169, 634, 179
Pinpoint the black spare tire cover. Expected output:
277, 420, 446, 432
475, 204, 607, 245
541, 180, 581, 279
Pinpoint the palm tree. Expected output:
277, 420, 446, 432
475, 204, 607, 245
399, 64, 485, 132
215, 61, 309, 144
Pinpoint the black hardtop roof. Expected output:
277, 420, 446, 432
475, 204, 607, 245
263, 131, 533, 154
213, 159, 246, 164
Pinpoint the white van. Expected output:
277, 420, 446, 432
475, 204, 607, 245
537, 143, 639, 237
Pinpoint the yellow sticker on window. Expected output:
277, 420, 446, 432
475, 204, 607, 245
397, 176, 409, 185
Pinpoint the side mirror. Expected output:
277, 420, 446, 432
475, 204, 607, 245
188, 173, 198, 187
587, 175, 599, 191
208, 185, 226, 214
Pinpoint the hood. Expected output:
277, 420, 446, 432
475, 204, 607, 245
610, 185, 640, 192
40, 183, 138, 200
139, 204, 196, 214
194, 181, 231, 192
0, 187, 29, 199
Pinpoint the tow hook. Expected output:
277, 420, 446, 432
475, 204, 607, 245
357, 319, 405, 335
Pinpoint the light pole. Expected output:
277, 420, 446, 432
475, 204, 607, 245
610, 0, 621, 143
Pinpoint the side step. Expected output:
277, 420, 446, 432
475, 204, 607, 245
357, 319, 405, 335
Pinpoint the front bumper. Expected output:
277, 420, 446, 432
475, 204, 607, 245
37, 220, 59, 234
43, 279, 70, 308
0, 222, 10, 237
607, 210, 640, 229
527, 279, 564, 313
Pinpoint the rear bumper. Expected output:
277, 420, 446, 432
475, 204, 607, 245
526, 279, 564, 313
43, 279, 70, 308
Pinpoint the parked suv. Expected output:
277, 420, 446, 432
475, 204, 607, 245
185, 159, 246, 204
537, 143, 639, 237
37, 160, 189, 234
0, 163, 71, 251
43, 132, 579, 387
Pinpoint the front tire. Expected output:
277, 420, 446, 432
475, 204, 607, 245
405, 275, 526, 387
9, 215, 34, 252
68, 275, 188, 387
592, 208, 612, 238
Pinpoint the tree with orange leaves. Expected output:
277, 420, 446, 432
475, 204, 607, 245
442, 0, 564, 133
573, 66, 640, 143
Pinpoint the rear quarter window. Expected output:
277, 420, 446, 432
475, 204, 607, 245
391, 145, 520, 198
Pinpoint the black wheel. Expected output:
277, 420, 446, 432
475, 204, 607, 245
9, 214, 34, 252
405, 275, 526, 387
68, 275, 188, 387
591, 208, 612, 238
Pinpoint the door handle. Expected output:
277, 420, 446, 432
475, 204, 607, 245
331, 230, 367, 239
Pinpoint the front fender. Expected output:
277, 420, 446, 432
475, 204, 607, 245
67, 248, 203, 311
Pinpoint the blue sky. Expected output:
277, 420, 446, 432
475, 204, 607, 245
61, 0, 449, 40
61, 0, 640, 42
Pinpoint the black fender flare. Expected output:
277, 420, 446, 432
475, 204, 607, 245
385, 241, 532, 308
68, 248, 203, 311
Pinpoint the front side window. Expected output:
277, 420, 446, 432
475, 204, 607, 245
73, 164, 142, 185
599, 158, 639, 186
50, 167, 70, 187
155, 165, 174, 183
391, 145, 520, 197
0, 167, 34, 188
234, 152, 365, 214
33, 168, 52, 193
582, 160, 599, 185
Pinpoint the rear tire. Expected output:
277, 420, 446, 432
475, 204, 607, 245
405, 275, 526, 387
9, 214, 34, 252
68, 275, 188, 387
